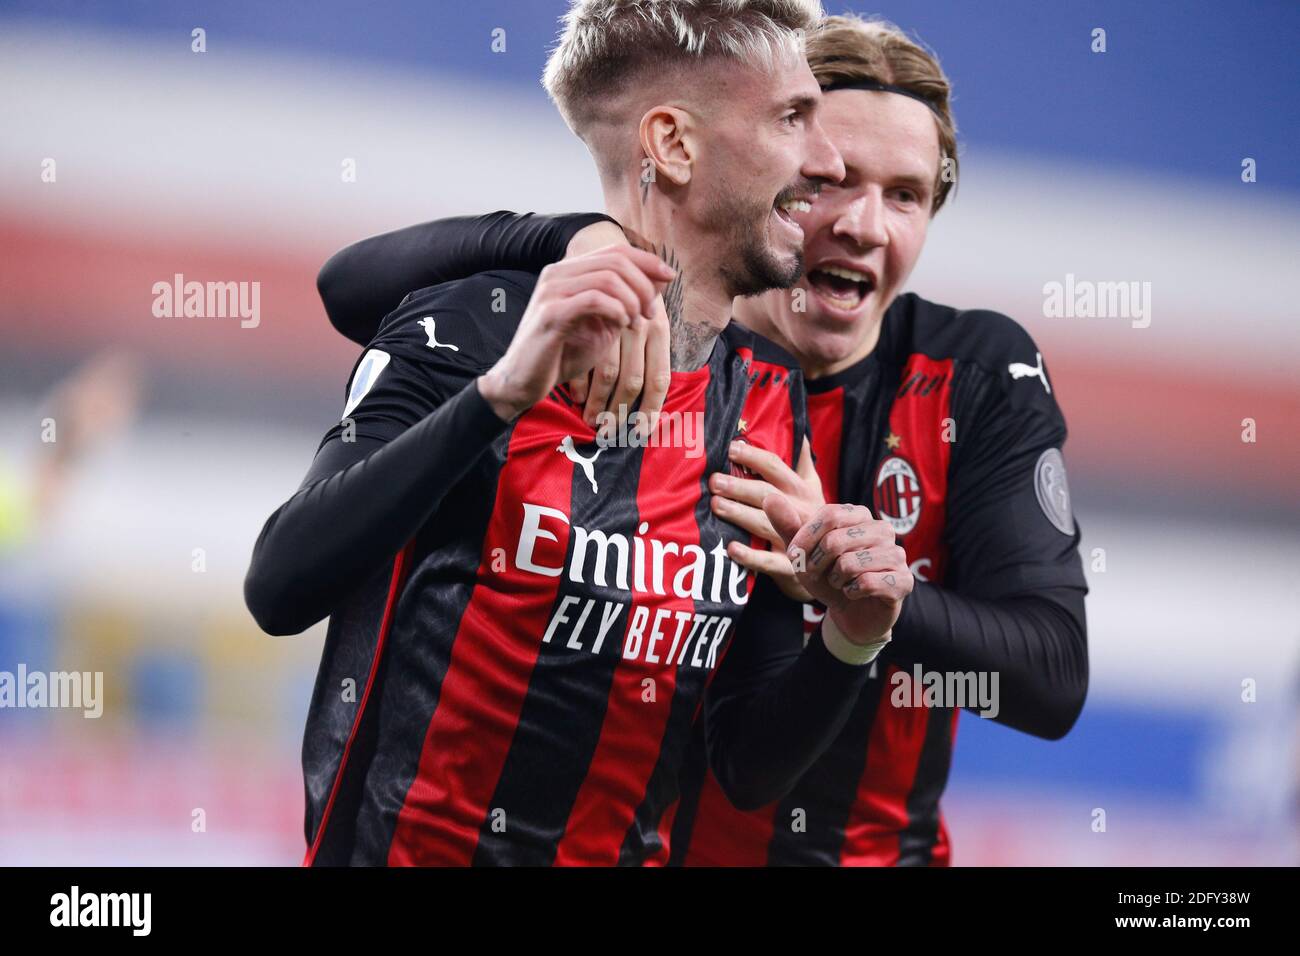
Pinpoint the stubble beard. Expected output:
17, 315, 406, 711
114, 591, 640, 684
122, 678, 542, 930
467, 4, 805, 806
703, 186, 805, 300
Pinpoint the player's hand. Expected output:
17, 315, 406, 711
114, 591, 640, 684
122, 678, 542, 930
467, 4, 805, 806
765, 498, 913, 646
478, 244, 674, 421
711, 438, 825, 602
562, 221, 672, 438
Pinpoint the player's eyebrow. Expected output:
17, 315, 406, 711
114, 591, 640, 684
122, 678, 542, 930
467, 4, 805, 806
840, 160, 933, 198
779, 93, 819, 115
890, 171, 933, 193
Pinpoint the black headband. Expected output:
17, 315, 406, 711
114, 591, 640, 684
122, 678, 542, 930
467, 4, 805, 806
820, 78, 941, 117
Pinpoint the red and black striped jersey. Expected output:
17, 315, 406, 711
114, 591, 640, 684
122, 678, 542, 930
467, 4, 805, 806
669, 292, 1089, 866
293, 270, 869, 866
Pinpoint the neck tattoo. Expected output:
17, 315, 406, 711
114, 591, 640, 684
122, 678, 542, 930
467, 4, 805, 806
620, 227, 717, 372
658, 246, 713, 371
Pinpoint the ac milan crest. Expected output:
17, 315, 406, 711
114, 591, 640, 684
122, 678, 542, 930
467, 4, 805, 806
873, 455, 922, 535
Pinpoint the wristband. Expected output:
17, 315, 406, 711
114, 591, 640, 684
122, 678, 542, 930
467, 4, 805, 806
821, 615, 890, 666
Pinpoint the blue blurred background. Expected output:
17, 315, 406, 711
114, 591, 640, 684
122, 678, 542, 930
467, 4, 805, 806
0, 0, 1296, 864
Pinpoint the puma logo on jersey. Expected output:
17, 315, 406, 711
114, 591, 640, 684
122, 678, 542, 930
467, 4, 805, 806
418, 316, 459, 351
557, 435, 604, 493
1008, 352, 1051, 393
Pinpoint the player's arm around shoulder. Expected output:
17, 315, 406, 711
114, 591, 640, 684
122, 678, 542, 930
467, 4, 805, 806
317, 210, 621, 347
334, 244, 673, 442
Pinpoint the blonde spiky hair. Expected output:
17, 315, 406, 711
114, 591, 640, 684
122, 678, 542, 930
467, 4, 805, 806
543, 0, 823, 138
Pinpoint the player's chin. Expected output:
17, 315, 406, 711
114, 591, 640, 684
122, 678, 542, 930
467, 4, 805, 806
766, 210, 805, 263
756, 237, 804, 291
786, 306, 863, 366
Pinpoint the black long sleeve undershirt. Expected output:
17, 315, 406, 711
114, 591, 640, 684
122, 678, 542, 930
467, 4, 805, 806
317, 211, 615, 346
891, 582, 1088, 740
706, 578, 873, 810
243, 381, 508, 637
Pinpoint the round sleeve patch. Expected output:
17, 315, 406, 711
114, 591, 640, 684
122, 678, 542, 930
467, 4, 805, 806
1034, 447, 1074, 535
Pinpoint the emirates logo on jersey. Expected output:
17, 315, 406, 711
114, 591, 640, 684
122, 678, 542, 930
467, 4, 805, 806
874, 455, 922, 536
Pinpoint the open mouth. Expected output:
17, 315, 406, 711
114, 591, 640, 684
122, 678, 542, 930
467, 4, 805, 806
773, 196, 812, 232
806, 264, 875, 311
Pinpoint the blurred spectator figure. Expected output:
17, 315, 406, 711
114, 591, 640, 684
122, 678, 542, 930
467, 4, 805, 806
0, 351, 143, 719
28, 350, 144, 531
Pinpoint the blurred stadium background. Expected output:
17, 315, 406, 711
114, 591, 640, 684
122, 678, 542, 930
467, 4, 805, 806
1, 0, 1296, 865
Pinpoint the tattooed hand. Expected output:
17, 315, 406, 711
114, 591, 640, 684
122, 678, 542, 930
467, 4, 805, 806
763, 498, 913, 647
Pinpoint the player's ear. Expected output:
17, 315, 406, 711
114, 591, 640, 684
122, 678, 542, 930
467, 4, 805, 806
639, 105, 693, 188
